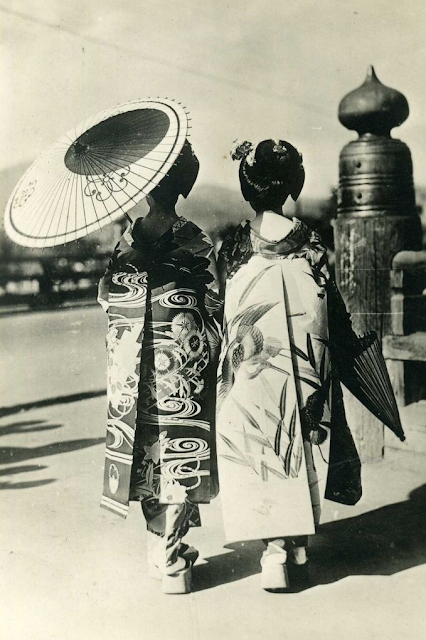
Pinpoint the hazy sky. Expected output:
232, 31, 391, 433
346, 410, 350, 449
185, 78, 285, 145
1, 0, 425, 198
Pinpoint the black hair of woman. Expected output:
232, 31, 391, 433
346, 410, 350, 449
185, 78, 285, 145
149, 139, 200, 208
231, 139, 305, 212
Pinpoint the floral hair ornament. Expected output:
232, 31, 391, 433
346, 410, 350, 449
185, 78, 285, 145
272, 139, 304, 167
230, 139, 254, 161
272, 140, 287, 154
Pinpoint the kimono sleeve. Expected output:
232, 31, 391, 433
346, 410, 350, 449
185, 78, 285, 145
188, 228, 223, 320
97, 237, 125, 312
326, 276, 359, 353
97, 224, 134, 312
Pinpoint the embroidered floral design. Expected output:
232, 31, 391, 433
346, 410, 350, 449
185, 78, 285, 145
171, 312, 195, 340
143, 431, 170, 464
155, 346, 178, 375
246, 149, 256, 166
183, 330, 205, 360
163, 480, 188, 503
230, 139, 253, 161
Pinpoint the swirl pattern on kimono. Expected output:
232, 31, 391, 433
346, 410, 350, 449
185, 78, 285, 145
106, 419, 135, 449
161, 438, 210, 490
155, 288, 198, 309
165, 437, 210, 458
109, 272, 148, 308
136, 412, 210, 431
157, 397, 201, 417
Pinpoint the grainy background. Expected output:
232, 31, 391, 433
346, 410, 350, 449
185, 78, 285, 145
1, 2, 426, 640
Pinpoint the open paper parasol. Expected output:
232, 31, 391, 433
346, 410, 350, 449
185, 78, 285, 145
4, 98, 189, 248
335, 331, 405, 442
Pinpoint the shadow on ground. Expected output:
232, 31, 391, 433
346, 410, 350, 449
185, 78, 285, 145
0, 419, 104, 489
192, 540, 264, 592
0, 464, 47, 476
0, 420, 62, 437
0, 479, 56, 490
0, 437, 104, 465
193, 483, 426, 592
0, 390, 106, 419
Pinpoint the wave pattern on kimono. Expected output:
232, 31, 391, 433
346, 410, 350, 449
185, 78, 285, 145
217, 219, 361, 542
99, 217, 222, 519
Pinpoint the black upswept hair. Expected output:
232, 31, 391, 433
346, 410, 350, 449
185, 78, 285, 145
233, 139, 305, 209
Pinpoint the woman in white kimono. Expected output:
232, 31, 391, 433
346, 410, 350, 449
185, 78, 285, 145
217, 139, 362, 591
99, 141, 222, 594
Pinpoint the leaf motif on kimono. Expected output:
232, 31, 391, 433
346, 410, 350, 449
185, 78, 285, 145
232, 398, 261, 431
296, 375, 321, 390
296, 364, 321, 379
242, 426, 252, 454
220, 454, 251, 468
265, 464, 288, 480
289, 405, 297, 439
279, 379, 288, 417
231, 302, 278, 329
265, 408, 279, 424
236, 431, 272, 449
146, 463, 154, 490
290, 343, 309, 362
274, 420, 283, 456
291, 435, 303, 476
283, 439, 294, 477
260, 460, 268, 482
319, 346, 327, 384
238, 265, 273, 306
261, 376, 278, 404
307, 334, 316, 369
220, 433, 249, 462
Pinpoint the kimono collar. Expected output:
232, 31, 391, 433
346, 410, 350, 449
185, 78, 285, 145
112, 215, 215, 290
219, 217, 324, 279
124, 215, 187, 254
249, 217, 310, 256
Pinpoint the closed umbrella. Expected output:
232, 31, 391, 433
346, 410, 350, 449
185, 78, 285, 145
334, 331, 405, 442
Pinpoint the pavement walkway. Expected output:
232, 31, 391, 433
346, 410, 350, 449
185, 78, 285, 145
1, 308, 426, 640
1, 393, 426, 640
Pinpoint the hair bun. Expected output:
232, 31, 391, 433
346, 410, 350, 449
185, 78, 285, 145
255, 140, 303, 181
237, 138, 305, 203
230, 139, 253, 161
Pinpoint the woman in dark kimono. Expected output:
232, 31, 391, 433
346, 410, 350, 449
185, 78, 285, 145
217, 139, 362, 591
98, 141, 222, 594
